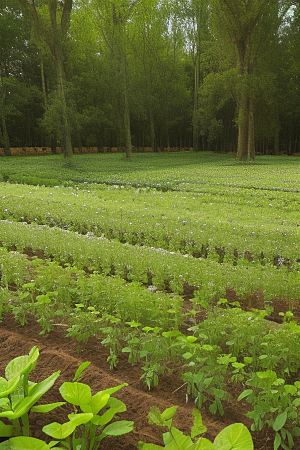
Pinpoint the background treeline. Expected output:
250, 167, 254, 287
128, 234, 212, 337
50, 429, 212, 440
0, 0, 299, 160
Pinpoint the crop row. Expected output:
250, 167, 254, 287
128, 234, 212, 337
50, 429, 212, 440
0, 246, 182, 333
0, 220, 298, 304
0, 183, 298, 265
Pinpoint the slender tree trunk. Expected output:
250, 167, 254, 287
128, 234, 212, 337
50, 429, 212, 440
236, 93, 249, 160
150, 109, 155, 151
248, 101, 255, 160
124, 82, 132, 158
1, 112, 11, 156
56, 58, 72, 158
193, 54, 200, 152
40, 59, 47, 110
122, 52, 132, 159
0, 79, 11, 156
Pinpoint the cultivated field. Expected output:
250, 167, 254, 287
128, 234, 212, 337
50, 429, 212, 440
0, 152, 299, 449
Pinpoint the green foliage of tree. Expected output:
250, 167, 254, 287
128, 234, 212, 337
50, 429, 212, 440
1, 0, 300, 156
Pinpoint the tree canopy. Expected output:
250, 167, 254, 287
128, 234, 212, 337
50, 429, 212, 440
1, 0, 299, 159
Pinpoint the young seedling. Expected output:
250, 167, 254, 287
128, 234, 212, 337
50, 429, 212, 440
138, 406, 253, 450
0, 346, 62, 439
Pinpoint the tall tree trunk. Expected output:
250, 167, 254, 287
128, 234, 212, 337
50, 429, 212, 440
0, 77, 11, 156
122, 53, 132, 159
248, 101, 255, 160
40, 59, 47, 110
149, 109, 155, 151
193, 53, 200, 151
124, 82, 132, 158
236, 94, 249, 160
56, 58, 72, 158
1, 112, 11, 156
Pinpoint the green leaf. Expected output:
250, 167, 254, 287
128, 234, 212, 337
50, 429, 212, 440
163, 428, 193, 449
186, 336, 197, 343
73, 362, 91, 381
292, 426, 300, 437
284, 385, 297, 395
148, 407, 165, 426
0, 375, 20, 399
214, 423, 253, 450
122, 347, 132, 353
273, 411, 287, 431
161, 406, 178, 424
209, 403, 217, 415
101, 383, 128, 397
31, 402, 65, 413
59, 382, 91, 407
193, 438, 215, 450
274, 432, 281, 450
237, 390, 253, 402
213, 389, 224, 399
101, 420, 134, 436
0, 436, 52, 450
243, 357, 253, 365
36, 295, 51, 304
81, 392, 110, 415
0, 371, 61, 420
191, 409, 207, 438
138, 443, 164, 450
5, 347, 39, 380
91, 397, 126, 426
0, 420, 13, 437
42, 413, 93, 439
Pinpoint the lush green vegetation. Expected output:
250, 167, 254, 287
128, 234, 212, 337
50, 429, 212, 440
1, 0, 300, 159
0, 349, 254, 450
0, 152, 300, 449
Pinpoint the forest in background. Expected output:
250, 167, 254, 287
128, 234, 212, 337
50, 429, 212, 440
0, 0, 299, 160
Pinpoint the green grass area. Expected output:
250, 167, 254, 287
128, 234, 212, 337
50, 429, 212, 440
0, 152, 299, 190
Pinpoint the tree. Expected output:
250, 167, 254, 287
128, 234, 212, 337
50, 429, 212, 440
89, 0, 141, 158
17, 0, 73, 157
210, 0, 281, 160
0, 0, 28, 154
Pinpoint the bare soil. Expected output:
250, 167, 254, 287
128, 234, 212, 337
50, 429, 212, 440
0, 313, 278, 450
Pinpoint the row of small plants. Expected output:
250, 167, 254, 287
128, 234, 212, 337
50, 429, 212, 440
1, 247, 300, 448
0, 346, 254, 450
0, 247, 183, 333
0, 182, 298, 265
0, 221, 298, 304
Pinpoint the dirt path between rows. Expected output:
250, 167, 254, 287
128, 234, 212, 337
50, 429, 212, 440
0, 314, 273, 449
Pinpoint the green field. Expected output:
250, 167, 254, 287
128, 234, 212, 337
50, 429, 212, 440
0, 152, 300, 448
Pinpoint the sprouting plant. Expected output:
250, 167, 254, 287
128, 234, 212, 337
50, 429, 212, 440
40, 362, 133, 450
0, 347, 62, 439
138, 405, 254, 449
238, 370, 300, 450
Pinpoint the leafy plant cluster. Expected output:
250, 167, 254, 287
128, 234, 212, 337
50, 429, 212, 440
0, 346, 134, 450
0, 347, 255, 450
0, 220, 298, 305
2, 245, 300, 448
0, 247, 182, 334
0, 182, 298, 266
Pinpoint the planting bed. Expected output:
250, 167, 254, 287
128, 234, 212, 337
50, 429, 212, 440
0, 314, 275, 450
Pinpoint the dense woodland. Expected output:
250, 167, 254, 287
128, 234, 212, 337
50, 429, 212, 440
0, 0, 299, 160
